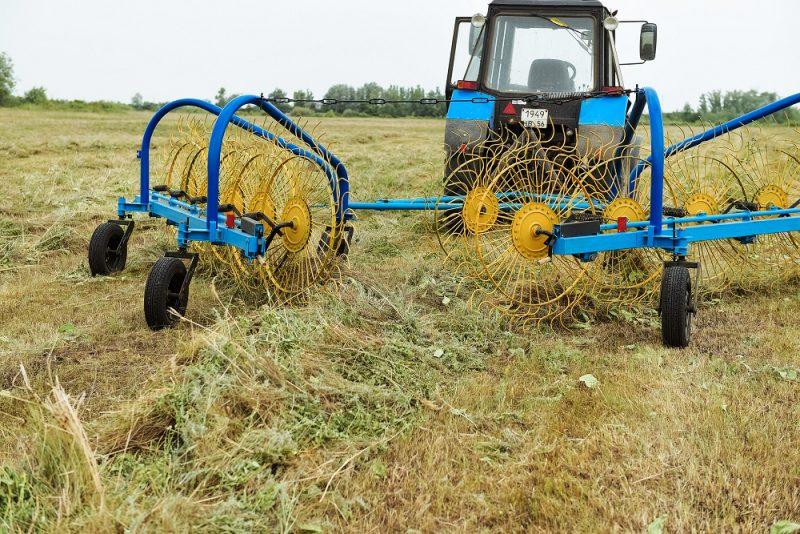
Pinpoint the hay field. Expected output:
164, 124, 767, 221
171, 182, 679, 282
0, 108, 798, 532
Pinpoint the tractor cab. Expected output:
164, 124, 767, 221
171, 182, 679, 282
445, 0, 657, 158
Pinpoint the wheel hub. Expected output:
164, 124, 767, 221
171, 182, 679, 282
685, 192, 719, 216
511, 203, 558, 260
603, 198, 646, 226
755, 185, 789, 210
281, 198, 312, 253
462, 187, 499, 235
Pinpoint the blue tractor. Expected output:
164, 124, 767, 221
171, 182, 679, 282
443, 0, 657, 197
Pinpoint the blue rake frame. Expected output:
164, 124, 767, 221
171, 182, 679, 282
115, 88, 800, 263
117, 95, 352, 259
554, 88, 800, 258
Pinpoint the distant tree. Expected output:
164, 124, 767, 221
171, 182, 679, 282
695, 89, 794, 123
131, 92, 144, 109
0, 52, 15, 106
677, 102, 700, 123
292, 89, 314, 107
706, 90, 723, 114
23, 86, 47, 104
267, 88, 290, 113
323, 84, 357, 114
214, 87, 227, 107
698, 94, 709, 114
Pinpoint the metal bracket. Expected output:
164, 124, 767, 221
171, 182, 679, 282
319, 225, 355, 257
558, 219, 601, 239
109, 219, 135, 254
263, 221, 295, 250
165, 250, 199, 301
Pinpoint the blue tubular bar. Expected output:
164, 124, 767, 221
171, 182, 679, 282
207, 95, 349, 238
640, 88, 666, 235
554, 214, 800, 257
597, 207, 800, 232
349, 201, 461, 211
138, 98, 295, 205
663, 92, 800, 158
630, 92, 800, 186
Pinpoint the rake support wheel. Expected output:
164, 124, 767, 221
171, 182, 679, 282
660, 263, 696, 349
144, 256, 192, 330
88, 221, 130, 276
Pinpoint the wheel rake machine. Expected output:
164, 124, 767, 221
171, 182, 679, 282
88, 0, 800, 348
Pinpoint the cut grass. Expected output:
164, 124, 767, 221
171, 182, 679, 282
0, 109, 798, 531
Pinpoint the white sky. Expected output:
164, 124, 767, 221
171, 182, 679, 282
1, 0, 798, 112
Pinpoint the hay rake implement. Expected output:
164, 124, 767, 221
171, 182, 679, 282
89, 1, 800, 348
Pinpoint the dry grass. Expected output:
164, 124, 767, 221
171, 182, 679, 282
0, 108, 798, 532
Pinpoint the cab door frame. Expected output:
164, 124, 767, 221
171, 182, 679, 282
445, 17, 479, 101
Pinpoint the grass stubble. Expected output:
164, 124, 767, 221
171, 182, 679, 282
0, 109, 798, 531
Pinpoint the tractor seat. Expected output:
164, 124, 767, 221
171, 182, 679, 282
528, 59, 576, 94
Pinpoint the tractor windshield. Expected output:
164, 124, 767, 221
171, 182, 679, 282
485, 15, 596, 94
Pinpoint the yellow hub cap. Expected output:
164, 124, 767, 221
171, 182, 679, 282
462, 187, 499, 235
755, 185, 789, 210
603, 198, 645, 226
281, 198, 312, 253
512, 203, 558, 260
685, 193, 719, 216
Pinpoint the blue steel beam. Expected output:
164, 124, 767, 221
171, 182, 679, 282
553, 215, 800, 256
145, 193, 264, 257
682, 216, 800, 244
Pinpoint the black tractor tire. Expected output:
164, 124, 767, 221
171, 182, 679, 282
439, 155, 472, 235
88, 222, 128, 277
660, 264, 693, 349
144, 257, 189, 330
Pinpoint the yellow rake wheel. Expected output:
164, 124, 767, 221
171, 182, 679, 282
260, 154, 340, 298
463, 187, 500, 236
575, 150, 665, 306
603, 197, 646, 225
596, 195, 663, 305
511, 203, 558, 261
473, 155, 603, 326
435, 143, 509, 283
157, 118, 341, 298
664, 154, 756, 294
733, 141, 800, 288
755, 184, 789, 210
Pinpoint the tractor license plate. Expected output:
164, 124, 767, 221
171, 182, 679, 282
521, 108, 549, 128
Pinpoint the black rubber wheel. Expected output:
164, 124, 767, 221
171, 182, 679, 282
660, 264, 693, 348
88, 222, 128, 276
144, 257, 189, 330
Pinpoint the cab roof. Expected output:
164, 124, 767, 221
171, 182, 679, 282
489, 0, 606, 9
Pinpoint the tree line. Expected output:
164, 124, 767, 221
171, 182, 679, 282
665, 90, 800, 124
210, 84, 447, 118
1, 51, 798, 123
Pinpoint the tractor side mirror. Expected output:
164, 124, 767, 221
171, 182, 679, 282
640, 23, 658, 61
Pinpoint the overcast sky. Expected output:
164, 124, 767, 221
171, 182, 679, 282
1, 0, 798, 112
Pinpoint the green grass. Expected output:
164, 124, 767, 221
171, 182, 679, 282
0, 108, 798, 532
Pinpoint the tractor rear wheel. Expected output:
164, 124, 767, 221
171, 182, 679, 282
88, 222, 128, 276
